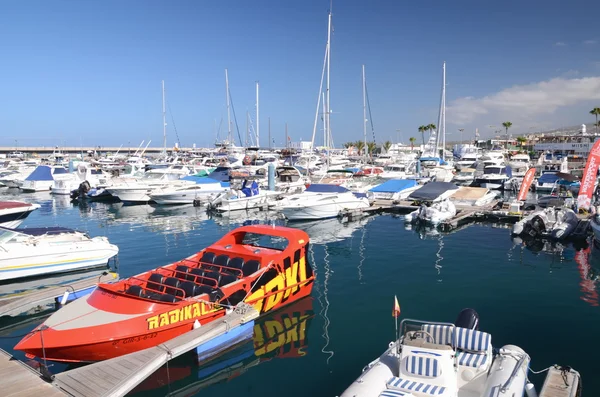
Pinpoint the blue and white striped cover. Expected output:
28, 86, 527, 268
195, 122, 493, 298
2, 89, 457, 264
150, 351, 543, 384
387, 377, 447, 396
404, 356, 441, 378
423, 324, 491, 352
379, 390, 407, 397
457, 351, 488, 367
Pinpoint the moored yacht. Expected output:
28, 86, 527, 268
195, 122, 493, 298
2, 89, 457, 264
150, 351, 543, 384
278, 184, 370, 220
474, 165, 513, 190
0, 201, 41, 228
106, 166, 193, 204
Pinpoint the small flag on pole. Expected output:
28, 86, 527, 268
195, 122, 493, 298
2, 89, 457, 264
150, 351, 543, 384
393, 295, 401, 318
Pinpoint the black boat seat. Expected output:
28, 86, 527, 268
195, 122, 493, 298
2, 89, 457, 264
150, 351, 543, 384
242, 260, 261, 276
179, 281, 213, 298
227, 257, 245, 273
125, 285, 144, 297
225, 290, 247, 307
201, 271, 221, 287
209, 288, 224, 302
188, 268, 205, 282
219, 274, 238, 287
174, 265, 189, 279
201, 251, 216, 264
214, 254, 230, 267
164, 277, 183, 297
147, 292, 164, 301
147, 273, 165, 293
159, 293, 180, 303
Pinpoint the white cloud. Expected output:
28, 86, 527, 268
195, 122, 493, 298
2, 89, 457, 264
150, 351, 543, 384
447, 76, 600, 126
583, 39, 598, 45
555, 41, 567, 46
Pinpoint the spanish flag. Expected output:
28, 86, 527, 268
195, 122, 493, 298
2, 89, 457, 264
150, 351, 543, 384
393, 295, 401, 318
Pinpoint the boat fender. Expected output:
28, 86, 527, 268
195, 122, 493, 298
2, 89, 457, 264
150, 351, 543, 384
60, 291, 70, 305
525, 382, 538, 397
454, 308, 479, 330
193, 319, 201, 329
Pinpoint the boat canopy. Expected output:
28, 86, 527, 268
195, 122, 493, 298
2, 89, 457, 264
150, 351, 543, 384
538, 172, 561, 184
305, 184, 349, 193
555, 172, 579, 182
369, 179, 418, 193
419, 157, 447, 165
0, 226, 77, 238
24, 165, 53, 181
408, 182, 459, 201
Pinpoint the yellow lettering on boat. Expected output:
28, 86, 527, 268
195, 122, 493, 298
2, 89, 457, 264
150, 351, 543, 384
159, 313, 170, 327
192, 303, 201, 317
246, 288, 265, 312
169, 309, 179, 323
183, 305, 193, 320
283, 261, 299, 299
147, 316, 159, 330
263, 275, 286, 312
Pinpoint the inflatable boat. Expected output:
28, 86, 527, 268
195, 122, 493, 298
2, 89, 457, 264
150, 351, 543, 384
405, 199, 457, 225
340, 308, 580, 397
512, 207, 579, 240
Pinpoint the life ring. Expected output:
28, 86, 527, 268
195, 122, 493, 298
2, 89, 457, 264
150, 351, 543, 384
243, 155, 251, 165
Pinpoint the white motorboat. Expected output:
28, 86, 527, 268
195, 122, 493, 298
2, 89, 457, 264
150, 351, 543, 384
474, 165, 513, 190
452, 168, 475, 185
405, 199, 457, 225
512, 207, 579, 240
379, 164, 408, 179
51, 163, 112, 195
455, 152, 480, 170
106, 167, 193, 204
368, 179, 420, 201
0, 163, 36, 188
450, 187, 498, 207
340, 308, 580, 397
209, 180, 281, 212
0, 226, 119, 281
508, 153, 531, 178
278, 184, 370, 220
150, 178, 229, 205
21, 165, 69, 192
0, 201, 41, 228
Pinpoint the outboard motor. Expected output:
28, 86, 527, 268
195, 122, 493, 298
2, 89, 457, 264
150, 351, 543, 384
454, 308, 479, 330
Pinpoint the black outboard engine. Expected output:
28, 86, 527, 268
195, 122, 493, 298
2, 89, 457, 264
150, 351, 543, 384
455, 308, 479, 330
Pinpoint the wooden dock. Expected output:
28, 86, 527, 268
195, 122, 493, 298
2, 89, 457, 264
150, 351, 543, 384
0, 272, 118, 318
0, 348, 65, 397
53, 303, 259, 397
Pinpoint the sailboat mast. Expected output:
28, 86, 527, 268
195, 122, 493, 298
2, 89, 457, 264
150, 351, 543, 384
441, 61, 446, 158
256, 81, 260, 148
325, 5, 332, 149
162, 80, 167, 156
225, 69, 232, 146
362, 64, 367, 159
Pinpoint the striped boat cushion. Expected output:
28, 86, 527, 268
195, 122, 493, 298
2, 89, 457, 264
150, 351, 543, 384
404, 356, 442, 378
388, 376, 448, 396
379, 390, 407, 397
457, 351, 488, 368
423, 325, 491, 352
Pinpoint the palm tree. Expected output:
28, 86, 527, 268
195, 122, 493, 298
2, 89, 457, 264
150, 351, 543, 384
367, 141, 377, 156
343, 142, 353, 149
502, 121, 513, 137
427, 124, 437, 137
409, 137, 416, 150
591, 107, 600, 134
418, 125, 427, 146
355, 140, 365, 155
383, 140, 392, 152
516, 136, 527, 149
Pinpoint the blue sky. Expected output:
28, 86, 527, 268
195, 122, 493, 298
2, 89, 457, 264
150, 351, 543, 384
1, 0, 600, 148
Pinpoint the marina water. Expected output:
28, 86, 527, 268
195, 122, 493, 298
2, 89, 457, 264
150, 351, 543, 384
0, 189, 598, 396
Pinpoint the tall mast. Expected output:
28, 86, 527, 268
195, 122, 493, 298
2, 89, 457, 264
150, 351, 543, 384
441, 61, 446, 158
362, 64, 367, 159
325, 4, 332, 148
268, 117, 271, 149
162, 80, 167, 156
225, 69, 232, 146
256, 81, 260, 148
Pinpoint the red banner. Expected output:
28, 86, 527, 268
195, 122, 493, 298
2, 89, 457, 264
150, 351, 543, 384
517, 167, 536, 201
577, 139, 600, 211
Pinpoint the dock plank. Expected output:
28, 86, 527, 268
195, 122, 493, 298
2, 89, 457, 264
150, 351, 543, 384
54, 303, 259, 397
0, 349, 65, 397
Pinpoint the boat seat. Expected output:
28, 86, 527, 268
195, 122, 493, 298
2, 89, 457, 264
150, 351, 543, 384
379, 390, 409, 397
403, 356, 442, 378
242, 260, 261, 276
219, 274, 238, 287
179, 281, 213, 298
456, 351, 488, 368
146, 273, 166, 293
422, 324, 491, 352
201, 251, 216, 264
224, 290, 247, 307
201, 271, 221, 287
209, 288, 224, 302
174, 265, 189, 279
214, 254, 230, 267
159, 293, 180, 303
387, 376, 449, 397
164, 277, 183, 297
125, 285, 144, 297
188, 268, 205, 282
227, 257, 245, 274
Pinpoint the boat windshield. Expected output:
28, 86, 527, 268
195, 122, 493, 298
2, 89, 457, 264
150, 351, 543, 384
142, 173, 166, 180
242, 232, 288, 251
484, 167, 503, 174
0, 228, 19, 245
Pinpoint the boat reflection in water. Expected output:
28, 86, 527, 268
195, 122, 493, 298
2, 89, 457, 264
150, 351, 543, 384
103, 203, 210, 234
580, 242, 600, 307
129, 297, 314, 396
292, 216, 374, 245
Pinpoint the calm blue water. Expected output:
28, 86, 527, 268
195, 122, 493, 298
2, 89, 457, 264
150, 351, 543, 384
0, 189, 598, 396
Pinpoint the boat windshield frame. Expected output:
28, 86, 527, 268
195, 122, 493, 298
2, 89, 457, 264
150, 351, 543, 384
399, 318, 458, 351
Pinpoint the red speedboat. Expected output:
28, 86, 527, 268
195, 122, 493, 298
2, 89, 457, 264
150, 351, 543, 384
15, 225, 314, 362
